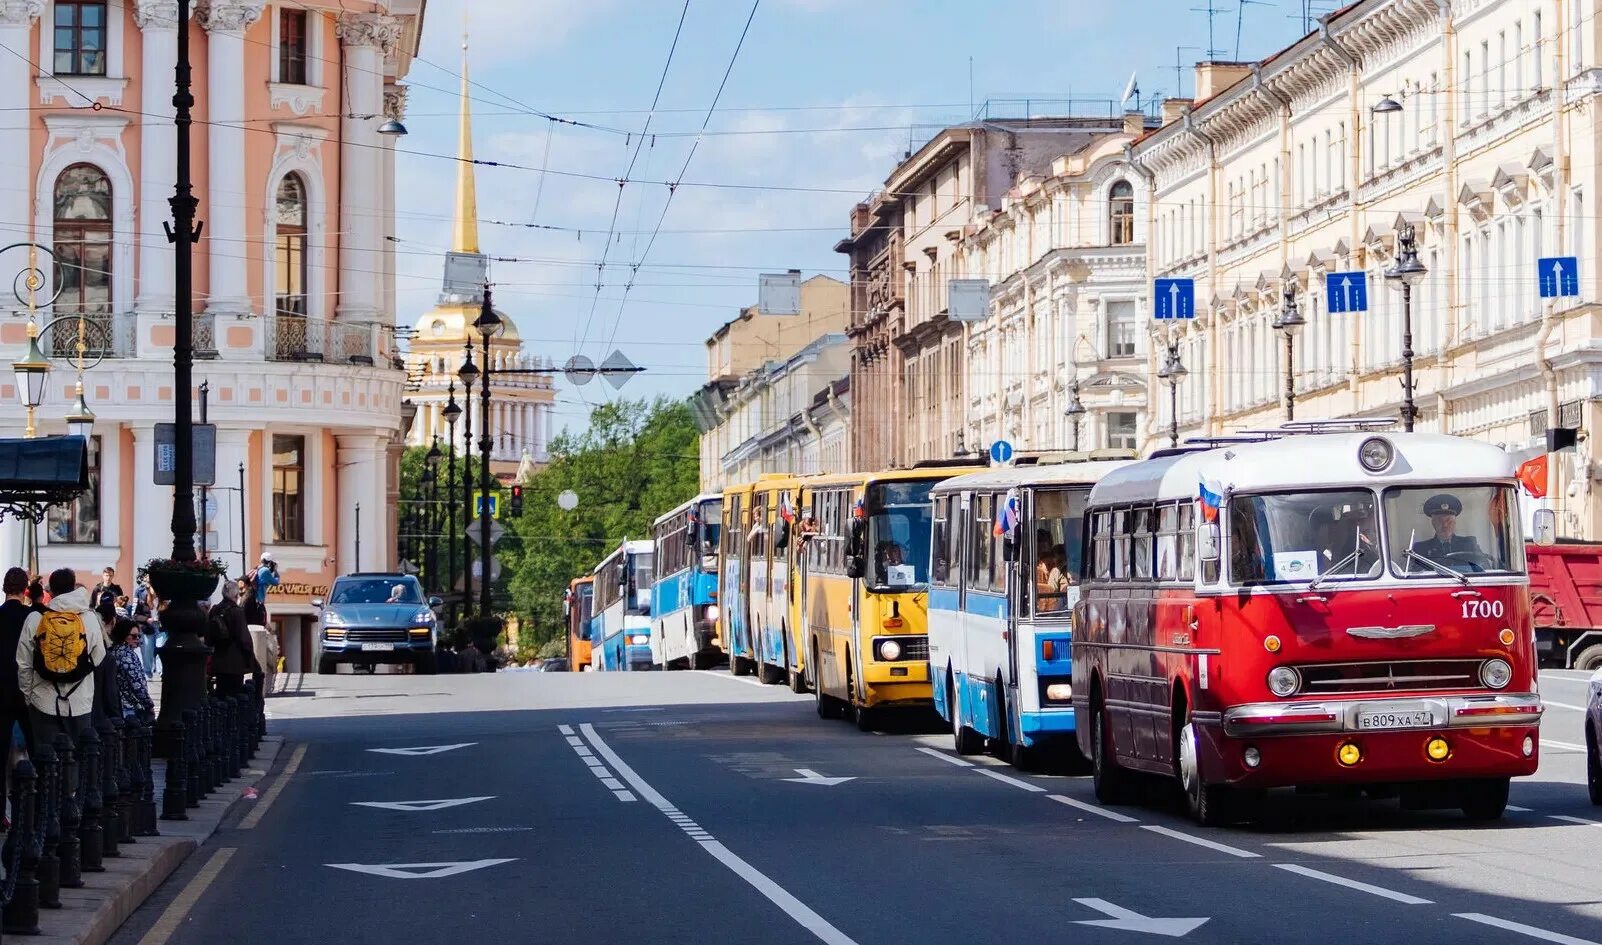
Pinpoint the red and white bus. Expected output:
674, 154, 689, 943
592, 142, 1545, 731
1073, 424, 1553, 825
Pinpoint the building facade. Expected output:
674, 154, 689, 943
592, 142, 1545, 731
0, 0, 426, 670
1130, 0, 1601, 537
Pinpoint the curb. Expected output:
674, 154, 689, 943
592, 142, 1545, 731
30, 735, 287, 945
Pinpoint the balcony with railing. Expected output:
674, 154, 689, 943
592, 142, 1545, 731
41, 310, 136, 360
265, 312, 388, 365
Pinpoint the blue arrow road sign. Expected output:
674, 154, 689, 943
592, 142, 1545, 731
1539, 256, 1579, 299
1154, 278, 1195, 319
1325, 271, 1369, 314
989, 440, 1015, 465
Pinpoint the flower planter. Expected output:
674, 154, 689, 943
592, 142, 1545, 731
145, 568, 219, 602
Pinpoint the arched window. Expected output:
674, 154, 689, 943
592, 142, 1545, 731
54, 164, 113, 355
275, 174, 308, 318
1108, 180, 1135, 245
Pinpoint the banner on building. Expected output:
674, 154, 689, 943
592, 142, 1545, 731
948, 279, 991, 322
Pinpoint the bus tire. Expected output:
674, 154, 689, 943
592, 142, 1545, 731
1091, 694, 1134, 805
1178, 718, 1233, 827
814, 642, 845, 720
1459, 777, 1510, 821
950, 672, 984, 756
788, 666, 808, 694
1587, 722, 1602, 806
730, 651, 752, 677
1575, 643, 1602, 672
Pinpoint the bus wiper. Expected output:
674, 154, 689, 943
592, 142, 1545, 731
1402, 547, 1470, 586
1308, 550, 1360, 591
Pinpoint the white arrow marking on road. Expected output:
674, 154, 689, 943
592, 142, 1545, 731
1072, 899, 1208, 938
781, 768, 855, 787
366, 743, 476, 756
326, 859, 517, 880
350, 796, 495, 812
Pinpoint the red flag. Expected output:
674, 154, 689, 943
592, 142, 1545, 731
1517, 454, 1549, 498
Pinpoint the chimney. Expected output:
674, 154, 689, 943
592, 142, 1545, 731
1161, 98, 1192, 125
1123, 110, 1146, 136
851, 202, 871, 235
1193, 61, 1254, 100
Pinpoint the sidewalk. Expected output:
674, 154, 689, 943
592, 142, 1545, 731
27, 724, 285, 945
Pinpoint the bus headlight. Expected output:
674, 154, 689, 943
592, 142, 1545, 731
878, 639, 902, 661
1480, 658, 1512, 690
1267, 666, 1301, 697
1358, 436, 1394, 472
1044, 683, 1072, 702
628, 634, 650, 646
705, 604, 720, 622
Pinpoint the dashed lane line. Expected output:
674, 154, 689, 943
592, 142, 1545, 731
977, 768, 1047, 793
1047, 794, 1140, 823
1140, 825, 1261, 859
1273, 864, 1432, 905
578, 723, 860, 945
558, 725, 575, 735
562, 726, 635, 803
1454, 913, 1602, 945
913, 746, 974, 767
1543, 739, 1587, 752
692, 670, 771, 689
1548, 815, 1602, 827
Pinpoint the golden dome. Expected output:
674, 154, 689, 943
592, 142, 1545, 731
412, 301, 520, 347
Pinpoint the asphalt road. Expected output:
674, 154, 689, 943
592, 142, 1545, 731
109, 668, 1602, 945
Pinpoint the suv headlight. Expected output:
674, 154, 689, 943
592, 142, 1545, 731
321, 612, 347, 628
411, 609, 436, 625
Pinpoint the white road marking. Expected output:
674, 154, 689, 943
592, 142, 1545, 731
1273, 864, 1432, 904
326, 859, 517, 880
580, 723, 861, 945
600, 777, 625, 791
913, 746, 974, 767
1047, 794, 1140, 823
1140, 825, 1261, 859
1543, 700, 1589, 711
574, 746, 594, 757
565, 736, 584, 747
693, 670, 770, 689
366, 743, 476, 757
614, 790, 637, 802
350, 797, 494, 812
1454, 913, 1602, 945
1507, 805, 1533, 812
783, 768, 856, 786
1549, 815, 1602, 827
1071, 898, 1209, 938
977, 768, 1047, 793
558, 725, 574, 735
431, 826, 535, 834
1543, 739, 1587, 752
584, 757, 606, 768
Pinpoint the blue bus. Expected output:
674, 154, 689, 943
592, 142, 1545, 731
591, 539, 655, 670
651, 494, 724, 670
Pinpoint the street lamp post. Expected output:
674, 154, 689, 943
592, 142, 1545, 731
1155, 339, 1188, 448
1384, 222, 1427, 432
1272, 283, 1306, 422
456, 344, 478, 621
1064, 380, 1086, 452
424, 439, 442, 593
443, 384, 462, 622
472, 288, 504, 630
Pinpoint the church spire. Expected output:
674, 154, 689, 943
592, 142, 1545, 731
452, 33, 479, 255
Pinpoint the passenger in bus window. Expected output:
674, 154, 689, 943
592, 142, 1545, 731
1321, 499, 1381, 577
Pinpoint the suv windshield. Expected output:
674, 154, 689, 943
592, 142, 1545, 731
331, 579, 423, 605
868, 480, 935, 588
1230, 490, 1381, 585
1384, 484, 1523, 577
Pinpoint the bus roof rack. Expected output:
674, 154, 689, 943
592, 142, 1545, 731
1012, 448, 1137, 466
909, 457, 986, 469
1252, 418, 1398, 435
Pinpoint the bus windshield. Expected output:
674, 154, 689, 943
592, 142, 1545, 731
1383, 484, 1523, 578
697, 500, 723, 572
868, 480, 935, 588
1229, 490, 1381, 585
628, 553, 655, 614
1030, 488, 1087, 614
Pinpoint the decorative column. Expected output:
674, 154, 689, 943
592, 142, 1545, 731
335, 13, 400, 324
196, 0, 263, 318
336, 434, 386, 572
0, 3, 38, 255
212, 428, 250, 577
129, 426, 173, 575
134, 0, 181, 318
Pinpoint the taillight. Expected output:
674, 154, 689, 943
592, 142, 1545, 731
1042, 640, 1057, 661
882, 617, 903, 630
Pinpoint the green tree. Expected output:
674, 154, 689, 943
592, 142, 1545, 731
397, 442, 485, 615
502, 396, 700, 653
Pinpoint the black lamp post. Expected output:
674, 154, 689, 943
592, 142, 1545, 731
1064, 380, 1086, 452
1384, 222, 1427, 432
456, 344, 478, 620
472, 288, 504, 631
443, 384, 462, 620
1156, 340, 1187, 448
1272, 283, 1306, 422
424, 438, 442, 593
418, 462, 437, 593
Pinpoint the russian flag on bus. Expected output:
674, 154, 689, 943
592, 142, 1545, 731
778, 492, 795, 523
993, 489, 1021, 538
853, 497, 865, 520
1198, 478, 1224, 523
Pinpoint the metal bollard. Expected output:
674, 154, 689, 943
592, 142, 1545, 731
55, 732, 82, 890
183, 709, 201, 808
204, 699, 221, 792
106, 717, 131, 849
236, 694, 253, 771
217, 696, 234, 782
160, 716, 188, 822
136, 719, 159, 836
34, 740, 59, 909
78, 726, 104, 873
2, 759, 41, 935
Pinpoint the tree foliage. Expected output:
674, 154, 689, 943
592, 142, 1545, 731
502, 397, 701, 653
397, 442, 484, 615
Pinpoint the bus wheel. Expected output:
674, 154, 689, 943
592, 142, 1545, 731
788, 666, 809, 694
1091, 696, 1134, 805
814, 643, 845, 720
951, 673, 984, 756
1179, 719, 1233, 826
1459, 777, 1510, 821
730, 650, 752, 677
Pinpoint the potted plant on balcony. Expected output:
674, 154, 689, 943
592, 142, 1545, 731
139, 556, 226, 602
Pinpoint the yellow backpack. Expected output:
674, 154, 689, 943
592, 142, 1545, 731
34, 610, 94, 684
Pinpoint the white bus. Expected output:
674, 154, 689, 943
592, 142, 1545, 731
651, 494, 724, 669
593, 539, 655, 671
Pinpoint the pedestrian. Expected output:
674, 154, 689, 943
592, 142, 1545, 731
205, 581, 257, 698
0, 567, 37, 817
17, 568, 106, 749
24, 578, 45, 614
253, 553, 280, 622
108, 618, 154, 722
90, 566, 123, 615
239, 577, 267, 627
134, 579, 161, 678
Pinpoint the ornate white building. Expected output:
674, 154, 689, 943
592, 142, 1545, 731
0, 0, 426, 671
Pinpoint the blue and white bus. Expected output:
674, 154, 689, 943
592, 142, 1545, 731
591, 539, 655, 671
927, 456, 1132, 769
651, 494, 724, 670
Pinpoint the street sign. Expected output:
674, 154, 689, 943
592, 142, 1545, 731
154, 422, 217, 486
599, 349, 638, 390
557, 490, 579, 511
989, 440, 1015, 466
472, 492, 499, 517
470, 558, 503, 582
1539, 256, 1579, 298
466, 521, 506, 546
948, 279, 991, 322
563, 355, 597, 387
442, 251, 488, 301
758, 271, 801, 315
1325, 271, 1369, 313
1154, 278, 1195, 320
200, 494, 219, 522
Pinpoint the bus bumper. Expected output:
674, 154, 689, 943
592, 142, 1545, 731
1019, 707, 1076, 740
862, 661, 930, 707
626, 643, 654, 671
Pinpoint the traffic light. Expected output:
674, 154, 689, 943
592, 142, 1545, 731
509, 484, 524, 516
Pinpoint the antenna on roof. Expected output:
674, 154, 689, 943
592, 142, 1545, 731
1235, 0, 1273, 59
1190, 0, 1226, 59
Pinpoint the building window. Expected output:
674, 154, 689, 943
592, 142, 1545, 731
279, 8, 309, 85
54, 2, 107, 76
272, 434, 305, 543
47, 435, 99, 544
1105, 300, 1138, 358
275, 174, 308, 317
1106, 411, 1137, 450
1108, 180, 1134, 245
53, 164, 113, 356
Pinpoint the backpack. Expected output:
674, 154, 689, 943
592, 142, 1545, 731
34, 610, 95, 684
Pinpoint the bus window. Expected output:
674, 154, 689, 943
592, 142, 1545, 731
1177, 502, 1196, 581
1229, 490, 1380, 585
1383, 484, 1523, 577
931, 496, 951, 584
628, 552, 654, 614
1092, 511, 1111, 581
971, 494, 993, 589
869, 480, 934, 588
1030, 488, 1086, 614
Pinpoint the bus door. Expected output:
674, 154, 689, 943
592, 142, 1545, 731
1004, 490, 1028, 707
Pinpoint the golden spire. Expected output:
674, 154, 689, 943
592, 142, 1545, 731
453, 32, 480, 255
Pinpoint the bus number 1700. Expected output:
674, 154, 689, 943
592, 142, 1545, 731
1461, 599, 1505, 620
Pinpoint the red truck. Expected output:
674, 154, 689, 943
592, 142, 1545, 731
1527, 542, 1602, 670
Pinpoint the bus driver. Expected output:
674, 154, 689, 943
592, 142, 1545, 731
1411, 493, 1483, 561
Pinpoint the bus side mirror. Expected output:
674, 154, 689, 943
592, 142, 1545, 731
845, 556, 865, 580
1198, 521, 1221, 563
685, 528, 698, 550
848, 518, 865, 556
775, 520, 791, 548
1002, 537, 1017, 563
1532, 508, 1557, 546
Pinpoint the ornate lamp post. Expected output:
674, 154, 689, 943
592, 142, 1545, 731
423, 438, 442, 592
443, 384, 462, 620
1156, 340, 1188, 448
456, 344, 478, 620
1384, 222, 1427, 432
12, 323, 48, 440
1064, 380, 1086, 452
472, 289, 504, 631
1272, 283, 1306, 422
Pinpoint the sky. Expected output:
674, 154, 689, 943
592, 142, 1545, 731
393, 0, 1337, 435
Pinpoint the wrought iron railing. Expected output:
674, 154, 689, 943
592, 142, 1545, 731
265, 312, 387, 365
41, 311, 137, 359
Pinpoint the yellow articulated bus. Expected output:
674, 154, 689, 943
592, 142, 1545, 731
720, 474, 808, 688
796, 462, 983, 730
